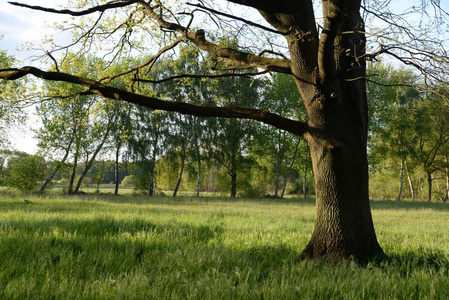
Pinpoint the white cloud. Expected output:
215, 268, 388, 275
0, 1, 71, 59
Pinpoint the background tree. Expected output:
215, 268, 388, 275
5, 155, 47, 192
0, 49, 26, 148
255, 73, 306, 198
146, 46, 212, 197
0, 150, 28, 186
35, 94, 77, 192
72, 99, 116, 194
209, 72, 261, 198
367, 64, 420, 201
409, 94, 449, 201
127, 107, 167, 196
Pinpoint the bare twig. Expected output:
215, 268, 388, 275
186, 2, 290, 36
100, 37, 187, 83
134, 69, 270, 84
46, 51, 60, 72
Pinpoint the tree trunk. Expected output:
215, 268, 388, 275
230, 171, 237, 198
297, 30, 382, 262
427, 172, 432, 201
274, 132, 285, 198
196, 142, 202, 197
445, 171, 449, 203
41, 164, 62, 192
173, 150, 186, 197
445, 158, 449, 203
230, 155, 237, 198
73, 165, 89, 194
274, 154, 282, 198
40, 139, 73, 192
149, 154, 156, 196
288, 1, 384, 262
302, 123, 383, 262
114, 143, 121, 196
303, 152, 308, 199
405, 160, 415, 200
397, 159, 404, 201
73, 121, 112, 195
149, 170, 154, 196
148, 133, 159, 197
280, 139, 300, 199
68, 144, 80, 195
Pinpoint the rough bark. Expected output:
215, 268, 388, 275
303, 153, 308, 199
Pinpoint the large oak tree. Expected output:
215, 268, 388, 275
1, 0, 448, 262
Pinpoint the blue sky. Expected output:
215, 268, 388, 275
0, 0, 71, 60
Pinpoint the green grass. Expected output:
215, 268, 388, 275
1, 194, 449, 299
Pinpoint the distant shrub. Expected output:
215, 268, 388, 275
121, 175, 136, 187
5, 155, 46, 192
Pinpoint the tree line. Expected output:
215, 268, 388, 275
2, 50, 449, 202
1, 46, 312, 197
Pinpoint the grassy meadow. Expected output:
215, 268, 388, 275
1, 193, 449, 299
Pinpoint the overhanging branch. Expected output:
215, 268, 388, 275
8, 0, 140, 16
0, 66, 309, 137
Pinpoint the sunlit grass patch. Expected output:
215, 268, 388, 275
0, 194, 449, 299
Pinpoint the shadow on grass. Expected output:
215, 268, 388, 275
0, 216, 300, 286
368, 249, 449, 276
2, 216, 224, 242
371, 199, 449, 211
82, 194, 317, 206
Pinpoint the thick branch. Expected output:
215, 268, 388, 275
226, 0, 283, 12
229, 1, 319, 88
0, 67, 308, 137
8, 0, 140, 16
137, 1, 292, 74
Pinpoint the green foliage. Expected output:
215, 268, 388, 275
367, 63, 449, 201
0, 49, 26, 147
4, 155, 47, 192
1, 194, 449, 298
121, 175, 136, 187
